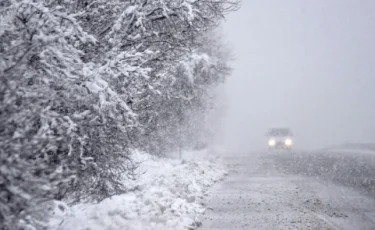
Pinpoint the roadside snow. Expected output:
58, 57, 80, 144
320, 143, 375, 156
322, 147, 375, 156
48, 150, 227, 230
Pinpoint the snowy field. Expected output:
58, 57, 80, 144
319, 143, 375, 155
48, 149, 227, 230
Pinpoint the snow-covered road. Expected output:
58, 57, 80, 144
200, 151, 375, 230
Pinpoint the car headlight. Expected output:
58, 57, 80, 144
268, 139, 276, 146
285, 138, 292, 146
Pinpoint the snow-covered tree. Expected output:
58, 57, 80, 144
135, 30, 233, 154
0, 0, 239, 228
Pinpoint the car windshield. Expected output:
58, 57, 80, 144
267, 128, 292, 137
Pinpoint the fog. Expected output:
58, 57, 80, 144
219, 0, 375, 152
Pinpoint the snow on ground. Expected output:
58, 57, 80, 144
324, 148, 375, 156
48, 149, 227, 230
319, 143, 375, 156
201, 153, 375, 230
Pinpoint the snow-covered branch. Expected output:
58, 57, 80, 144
0, 0, 239, 228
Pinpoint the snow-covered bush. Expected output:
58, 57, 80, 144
0, 1, 96, 228
0, 0, 239, 229
49, 150, 228, 230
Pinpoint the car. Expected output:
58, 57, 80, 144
266, 128, 293, 150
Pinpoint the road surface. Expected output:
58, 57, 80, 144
200, 150, 375, 230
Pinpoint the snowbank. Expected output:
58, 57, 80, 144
320, 143, 375, 156
48, 150, 227, 230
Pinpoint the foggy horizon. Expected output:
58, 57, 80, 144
219, 0, 375, 152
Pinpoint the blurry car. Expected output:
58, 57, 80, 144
266, 128, 293, 150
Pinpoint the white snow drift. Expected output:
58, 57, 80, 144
48, 150, 227, 230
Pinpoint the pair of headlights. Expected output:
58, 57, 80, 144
268, 139, 292, 146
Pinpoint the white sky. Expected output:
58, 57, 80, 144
219, 0, 375, 151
